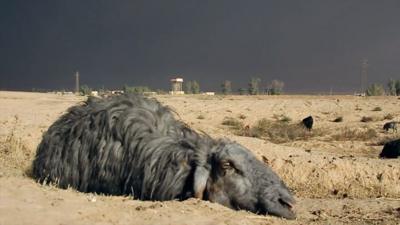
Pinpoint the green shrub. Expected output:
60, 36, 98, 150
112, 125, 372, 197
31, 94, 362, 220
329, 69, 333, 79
123, 85, 151, 94
79, 85, 92, 96
221, 80, 232, 95
248, 77, 261, 95
365, 84, 385, 96
266, 80, 284, 95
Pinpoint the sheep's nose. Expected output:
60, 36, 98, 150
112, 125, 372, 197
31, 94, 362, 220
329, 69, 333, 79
278, 197, 296, 211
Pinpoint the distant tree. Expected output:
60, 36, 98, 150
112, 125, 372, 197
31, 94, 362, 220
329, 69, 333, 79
123, 84, 129, 93
185, 81, 193, 94
248, 77, 261, 95
221, 80, 232, 95
80, 84, 92, 96
156, 89, 167, 95
366, 83, 385, 96
238, 88, 246, 95
387, 78, 396, 96
123, 85, 151, 94
138, 86, 152, 93
395, 80, 400, 96
192, 80, 200, 94
266, 80, 285, 95
98, 86, 109, 95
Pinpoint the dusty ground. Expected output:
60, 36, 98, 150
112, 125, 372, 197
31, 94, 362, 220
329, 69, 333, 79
0, 91, 399, 225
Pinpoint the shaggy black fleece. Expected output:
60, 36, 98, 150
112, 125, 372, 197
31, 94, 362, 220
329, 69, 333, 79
32, 94, 296, 219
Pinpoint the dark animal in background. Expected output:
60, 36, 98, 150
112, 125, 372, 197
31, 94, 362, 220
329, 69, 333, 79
383, 122, 397, 133
379, 139, 400, 158
302, 116, 313, 130
32, 94, 296, 219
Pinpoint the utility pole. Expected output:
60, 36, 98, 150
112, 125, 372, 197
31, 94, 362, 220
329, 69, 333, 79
360, 59, 368, 94
75, 71, 80, 94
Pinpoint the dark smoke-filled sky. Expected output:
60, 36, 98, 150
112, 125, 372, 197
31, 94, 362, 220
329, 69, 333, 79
1, 1, 400, 93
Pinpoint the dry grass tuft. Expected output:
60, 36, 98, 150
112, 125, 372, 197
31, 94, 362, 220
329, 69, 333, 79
330, 127, 378, 141
272, 114, 292, 123
279, 115, 292, 123
221, 117, 244, 131
0, 116, 33, 176
194, 95, 221, 100
197, 115, 205, 120
229, 118, 324, 143
238, 114, 246, 120
370, 133, 400, 146
384, 113, 394, 120
361, 116, 374, 123
372, 106, 383, 111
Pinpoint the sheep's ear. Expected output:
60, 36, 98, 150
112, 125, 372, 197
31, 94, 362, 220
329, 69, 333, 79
193, 166, 210, 199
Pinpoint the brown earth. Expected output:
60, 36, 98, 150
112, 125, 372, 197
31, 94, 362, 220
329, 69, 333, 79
0, 91, 399, 225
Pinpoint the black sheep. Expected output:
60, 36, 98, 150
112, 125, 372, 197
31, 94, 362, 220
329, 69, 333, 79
32, 94, 296, 219
302, 116, 313, 130
383, 122, 397, 133
380, 139, 400, 158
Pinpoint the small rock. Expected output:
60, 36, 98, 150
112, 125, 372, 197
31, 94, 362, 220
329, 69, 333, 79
135, 206, 146, 211
87, 194, 97, 202
376, 173, 383, 182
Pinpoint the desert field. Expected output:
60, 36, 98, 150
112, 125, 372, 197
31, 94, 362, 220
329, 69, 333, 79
0, 91, 399, 225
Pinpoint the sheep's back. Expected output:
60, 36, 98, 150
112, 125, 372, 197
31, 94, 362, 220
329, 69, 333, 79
32, 94, 191, 196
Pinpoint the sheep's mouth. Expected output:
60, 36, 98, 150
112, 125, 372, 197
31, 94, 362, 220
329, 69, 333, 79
276, 198, 296, 219
255, 198, 296, 220
279, 198, 294, 209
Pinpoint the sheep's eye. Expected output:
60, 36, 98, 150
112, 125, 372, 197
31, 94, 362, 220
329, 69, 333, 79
221, 161, 233, 170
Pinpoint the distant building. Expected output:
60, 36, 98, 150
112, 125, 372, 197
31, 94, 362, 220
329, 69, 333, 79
90, 91, 99, 96
169, 77, 184, 95
143, 91, 157, 96
111, 90, 124, 95
354, 92, 366, 97
203, 92, 215, 96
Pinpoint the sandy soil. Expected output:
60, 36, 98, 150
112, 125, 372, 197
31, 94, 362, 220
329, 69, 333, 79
0, 91, 399, 225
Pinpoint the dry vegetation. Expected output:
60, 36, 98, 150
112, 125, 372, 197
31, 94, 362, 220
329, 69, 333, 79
196, 114, 205, 120
361, 116, 375, 122
1, 92, 399, 225
222, 117, 380, 144
0, 116, 33, 176
330, 127, 378, 141
238, 114, 246, 120
223, 118, 321, 144
372, 106, 383, 111
384, 113, 395, 120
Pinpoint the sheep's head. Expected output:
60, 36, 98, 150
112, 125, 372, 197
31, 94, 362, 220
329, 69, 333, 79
194, 141, 296, 219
